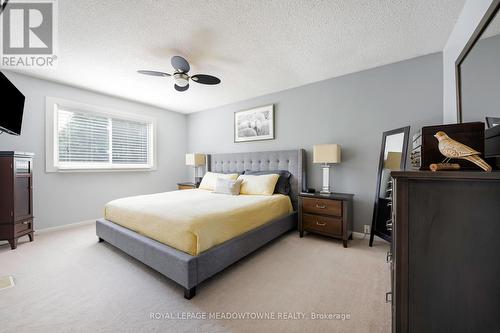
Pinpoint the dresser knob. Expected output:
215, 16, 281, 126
315, 204, 327, 209
385, 291, 392, 303
316, 221, 326, 226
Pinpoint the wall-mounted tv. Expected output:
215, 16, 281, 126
0, 72, 25, 136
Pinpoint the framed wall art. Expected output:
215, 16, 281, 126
234, 104, 275, 143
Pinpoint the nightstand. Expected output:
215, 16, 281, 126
177, 182, 198, 190
298, 192, 354, 248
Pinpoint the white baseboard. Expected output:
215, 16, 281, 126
35, 219, 96, 234
353, 231, 366, 239
2, 221, 374, 243
352, 231, 389, 244
0, 220, 96, 247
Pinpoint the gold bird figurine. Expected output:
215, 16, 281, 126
434, 131, 492, 172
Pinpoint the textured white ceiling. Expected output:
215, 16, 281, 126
8, 0, 465, 113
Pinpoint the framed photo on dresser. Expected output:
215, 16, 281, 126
234, 104, 275, 142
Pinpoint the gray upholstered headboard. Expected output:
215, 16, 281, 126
207, 149, 306, 209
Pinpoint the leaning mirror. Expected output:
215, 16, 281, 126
457, 1, 500, 168
369, 126, 410, 246
459, 5, 500, 125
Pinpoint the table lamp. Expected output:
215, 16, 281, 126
313, 144, 341, 194
185, 153, 206, 185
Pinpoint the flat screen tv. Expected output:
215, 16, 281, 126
0, 72, 25, 135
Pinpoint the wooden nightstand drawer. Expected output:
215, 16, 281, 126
303, 213, 342, 236
299, 192, 353, 248
302, 197, 342, 216
15, 219, 32, 236
178, 184, 195, 190
177, 183, 197, 190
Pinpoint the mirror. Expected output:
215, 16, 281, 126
369, 126, 410, 246
458, 4, 500, 125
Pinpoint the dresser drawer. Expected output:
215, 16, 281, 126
303, 213, 342, 236
302, 197, 342, 216
15, 219, 32, 236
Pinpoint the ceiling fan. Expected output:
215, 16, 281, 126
1, 0, 10, 14
137, 56, 221, 92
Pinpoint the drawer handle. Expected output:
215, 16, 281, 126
385, 291, 392, 303
315, 204, 327, 209
316, 221, 327, 226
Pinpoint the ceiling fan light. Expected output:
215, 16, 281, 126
173, 73, 189, 87
175, 78, 189, 87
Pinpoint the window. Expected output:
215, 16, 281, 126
46, 98, 155, 171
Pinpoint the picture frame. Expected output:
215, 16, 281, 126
234, 104, 275, 143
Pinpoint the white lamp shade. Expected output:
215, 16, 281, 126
185, 153, 206, 166
313, 144, 341, 164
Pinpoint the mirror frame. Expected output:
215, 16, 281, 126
369, 126, 410, 246
455, 0, 500, 123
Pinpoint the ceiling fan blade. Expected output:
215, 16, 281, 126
171, 56, 190, 73
174, 83, 189, 92
190, 74, 221, 85
137, 70, 171, 77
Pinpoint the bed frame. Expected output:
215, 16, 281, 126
96, 149, 306, 299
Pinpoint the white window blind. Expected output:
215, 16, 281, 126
58, 110, 109, 163
55, 107, 153, 170
112, 118, 149, 164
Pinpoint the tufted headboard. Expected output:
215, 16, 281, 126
207, 149, 306, 209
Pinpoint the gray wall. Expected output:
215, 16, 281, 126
187, 53, 444, 233
0, 71, 187, 230
461, 34, 500, 123
443, 0, 495, 123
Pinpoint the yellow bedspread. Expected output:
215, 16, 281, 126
104, 189, 293, 256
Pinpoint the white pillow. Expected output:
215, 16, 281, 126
237, 174, 280, 196
213, 178, 243, 195
199, 172, 239, 191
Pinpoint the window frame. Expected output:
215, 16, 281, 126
45, 97, 157, 172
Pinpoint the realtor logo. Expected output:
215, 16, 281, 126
1, 0, 57, 68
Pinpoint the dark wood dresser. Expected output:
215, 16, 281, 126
298, 192, 354, 247
390, 171, 500, 333
0, 151, 34, 250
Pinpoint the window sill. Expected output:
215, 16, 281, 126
47, 166, 156, 173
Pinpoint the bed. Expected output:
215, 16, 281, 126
96, 149, 306, 299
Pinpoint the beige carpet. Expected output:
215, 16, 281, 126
0, 222, 390, 333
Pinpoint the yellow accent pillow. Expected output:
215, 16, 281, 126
199, 172, 239, 191
238, 174, 280, 196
